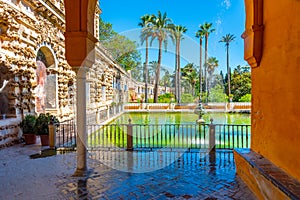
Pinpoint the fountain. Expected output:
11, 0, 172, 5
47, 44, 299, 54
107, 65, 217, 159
194, 101, 205, 123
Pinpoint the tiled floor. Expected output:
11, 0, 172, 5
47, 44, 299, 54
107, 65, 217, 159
0, 145, 256, 200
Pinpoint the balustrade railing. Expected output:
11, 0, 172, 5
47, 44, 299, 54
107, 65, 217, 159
123, 102, 251, 112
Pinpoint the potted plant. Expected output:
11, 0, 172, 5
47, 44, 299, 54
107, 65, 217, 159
20, 114, 37, 144
35, 113, 59, 146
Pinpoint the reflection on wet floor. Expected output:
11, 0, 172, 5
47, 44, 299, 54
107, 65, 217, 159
57, 150, 256, 199
89, 149, 232, 174
29, 148, 74, 159
30, 149, 57, 159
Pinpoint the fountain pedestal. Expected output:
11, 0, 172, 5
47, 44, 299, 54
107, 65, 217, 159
194, 101, 205, 123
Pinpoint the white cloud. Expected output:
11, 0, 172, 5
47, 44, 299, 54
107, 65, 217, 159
222, 0, 231, 9
215, 19, 223, 36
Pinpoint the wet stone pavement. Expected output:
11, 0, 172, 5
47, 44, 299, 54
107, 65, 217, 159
0, 145, 257, 200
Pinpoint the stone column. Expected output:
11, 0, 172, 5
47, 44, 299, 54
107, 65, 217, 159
209, 118, 216, 151
73, 67, 87, 176
126, 119, 133, 151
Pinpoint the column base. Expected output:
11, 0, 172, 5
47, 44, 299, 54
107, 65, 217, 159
72, 168, 88, 177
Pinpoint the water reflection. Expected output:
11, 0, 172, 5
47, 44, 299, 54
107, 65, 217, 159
208, 150, 216, 175
88, 149, 234, 173
58, 150, 244, 199
77, 178, 88, 199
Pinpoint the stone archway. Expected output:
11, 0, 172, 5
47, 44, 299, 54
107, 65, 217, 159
35, 46, 58, 114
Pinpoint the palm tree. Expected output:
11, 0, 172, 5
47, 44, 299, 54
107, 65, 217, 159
199, 22, 215, 102
149, 61, 158, 84
150, 11, 173, 103
195, 30, 205, 102
138, 14, 154, 103
207, 57, 219, 98
219, 33, 235, 101
182, 63, 198, 96
170, 25, 187, 103
160, 70, 172, 92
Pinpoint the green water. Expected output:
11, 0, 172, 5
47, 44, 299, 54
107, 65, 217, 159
111, 112, 251, 125
88, 112, 251, 149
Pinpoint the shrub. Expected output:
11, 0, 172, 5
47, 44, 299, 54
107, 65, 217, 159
20, 114, 36, 134
158, 93, 175, 103
35, 113, 59, 135
148, 98, 154, 103
239, 94, 251, 102
208, 85, 228, 102
181, 93, 195, 103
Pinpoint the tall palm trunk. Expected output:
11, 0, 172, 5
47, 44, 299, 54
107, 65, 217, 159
226, 44, 231, 100
154, 40, 162, 103
204, 34, 208, 102
177, 39, 181, 103
144, 37, 149, 103
175, 44, 178, 102
199, 38, 203, 102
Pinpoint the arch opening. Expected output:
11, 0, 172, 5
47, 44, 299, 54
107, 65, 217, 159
36, 47, 57, 114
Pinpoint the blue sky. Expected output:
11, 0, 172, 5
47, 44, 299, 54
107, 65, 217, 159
99, 0, 248, 74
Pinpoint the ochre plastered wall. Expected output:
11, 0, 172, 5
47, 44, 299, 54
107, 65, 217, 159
251, 0, 300, 181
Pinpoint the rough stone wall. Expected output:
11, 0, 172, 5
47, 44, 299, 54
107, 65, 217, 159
0, 119, 21, 148
0, 0, 134, 146
85, 44, 131, 124
0, 0, 75, 121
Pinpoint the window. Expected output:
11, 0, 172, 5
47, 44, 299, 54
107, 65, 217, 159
102, 86, 106, 101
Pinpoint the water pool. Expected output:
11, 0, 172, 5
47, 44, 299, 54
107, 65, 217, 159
88, 112, 251, 149
110, 112, 250, 125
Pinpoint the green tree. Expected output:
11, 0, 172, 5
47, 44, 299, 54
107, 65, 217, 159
231, 65, 251, 101
195, 29, 205, 102
98, 17, 116, 41
181, 93, 195, 103
219, 33, 236, 100
116, 50, 141, 71
131, 64, 144, 82
160, 70, 172, 92
148, 61, 158, 84
239, 94, 251, 102
199, 22, 215, 100
138, 14, 155, 103
206, 57, 219, 98
208, 84, 228, 102
150, 11, 173, 103
170, 25, 187, 103
99, 18, 141, 72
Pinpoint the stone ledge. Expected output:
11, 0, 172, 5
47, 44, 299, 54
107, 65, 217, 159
234, 149, 300, 200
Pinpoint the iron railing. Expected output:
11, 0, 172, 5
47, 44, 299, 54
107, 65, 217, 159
56, 119, 76, 149
86, 122, 251, 150
55, 120, 250, 150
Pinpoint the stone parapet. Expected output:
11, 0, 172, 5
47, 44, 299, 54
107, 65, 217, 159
234, 149, 300, 200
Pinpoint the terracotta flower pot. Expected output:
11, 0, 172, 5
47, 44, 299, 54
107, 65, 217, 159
40, 135, 49, 146
23, 134, 37, 145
